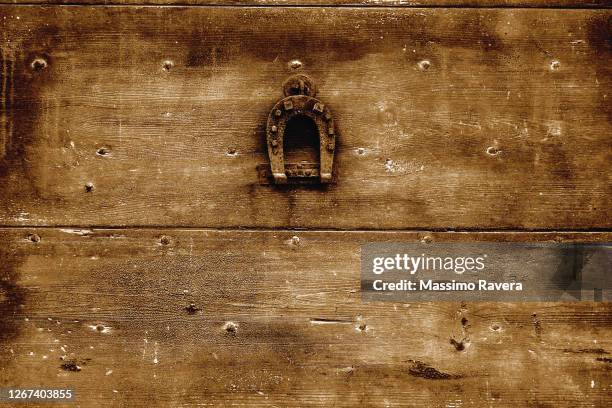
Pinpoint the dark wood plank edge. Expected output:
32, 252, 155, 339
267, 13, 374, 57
0, 2, 610, 8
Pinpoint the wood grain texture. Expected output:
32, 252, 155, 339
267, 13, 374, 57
0, 7, 610, 229
1, 1, 611, 7
0, 48, 13, 161
0, 229, 610, 407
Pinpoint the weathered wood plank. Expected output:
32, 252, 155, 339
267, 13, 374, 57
0, 229, 610, 406
0, 48, 13, 161
1, 1, 610, 7
0, 7, 610, 229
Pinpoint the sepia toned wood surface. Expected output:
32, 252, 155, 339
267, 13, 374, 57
0, 229, 610, 407
0, 2, 610, 407
0, 6, 610, 230
1, 0, 611, 7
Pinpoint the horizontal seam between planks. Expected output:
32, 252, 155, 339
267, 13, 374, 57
0, 226, 610, 233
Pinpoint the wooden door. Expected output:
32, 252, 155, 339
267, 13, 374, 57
0, 1, 610, 406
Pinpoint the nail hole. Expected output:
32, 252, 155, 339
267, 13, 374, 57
31, 58, 48, 71
491, 324, 501, 331
356, 147, 365, 155
96, 147, 110, 156
461, 317, 468, 327
358, 323, 367, 332
162, 60, 174, 72
185, 303, 200, 315
550, 60, 560, 70
226, 149, 238, 157
28, 233, 41, 243
450, 338, 465, 351
291, 236, 300, 246
159, 235, 171, 246
223, 321, 238, 336
61, 360, 82, 372
84, 182, 94, 193
418, 60, 431, 71
88, 323, 111, 334
486, 146, 501, 156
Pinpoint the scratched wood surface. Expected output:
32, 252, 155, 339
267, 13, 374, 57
0, 7, 610, 229
1, 0, 610, 6
0, 229, 610, 407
